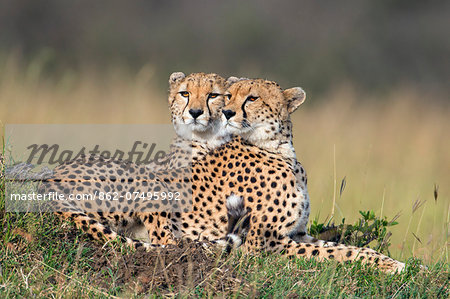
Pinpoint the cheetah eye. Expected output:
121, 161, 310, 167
208, 93, 220, 99
179, 91, 189, 98
246, 95, 259, 102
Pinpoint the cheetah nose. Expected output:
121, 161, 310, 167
223, 109, 236, 120
189, 109, 204, 119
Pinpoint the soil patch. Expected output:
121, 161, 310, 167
85, 238, 248, 296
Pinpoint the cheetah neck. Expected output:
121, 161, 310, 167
247, 119, 297, 162
193, 120, 231, 149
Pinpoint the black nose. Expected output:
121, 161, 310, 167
189, 109, 203, 119
223, 109, 236, 120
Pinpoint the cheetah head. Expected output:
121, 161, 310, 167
168, 72, 239, 141
221, 79, 306, 145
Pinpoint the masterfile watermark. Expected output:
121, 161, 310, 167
26, 141, 168, 166
5, 124, 193, 213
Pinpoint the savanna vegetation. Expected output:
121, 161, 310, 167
1, 0, 449, 296
0, 60, 448, 297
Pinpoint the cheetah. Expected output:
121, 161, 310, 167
41, 72, 238, 249
221, 80, 311, 243
204, 79, 405, 272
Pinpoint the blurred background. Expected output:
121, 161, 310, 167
0, 0, 448, 262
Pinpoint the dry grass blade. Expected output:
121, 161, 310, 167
339, 176, 347, 197
390, 212, 401, 225
434, 184, 439, 202
412, 233, 422, 244
412, 198, 426, 213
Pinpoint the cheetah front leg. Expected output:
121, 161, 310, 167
136, 212, 179, 245
56, 208, 157, 251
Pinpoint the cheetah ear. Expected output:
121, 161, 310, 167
226, 76, 248, 86
283, 87, 306, 114
169, 72, 185, 84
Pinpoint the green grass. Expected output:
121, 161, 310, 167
230, 254, 447, 298
1, 180, 448, 297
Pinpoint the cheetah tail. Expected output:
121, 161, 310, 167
280, 238, 406, 274
213, 194, 251, 253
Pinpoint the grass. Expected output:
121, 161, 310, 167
0, 57, 449, 296
0, 200, 448, 297
295, 91, 449, 262
232, 254, 447, 298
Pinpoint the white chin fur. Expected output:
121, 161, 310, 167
174, 118, 228, 146
190, 123, 209, 132
183, 117, 209, 129
174, 118, 209, 139
222, 120, 242, 135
